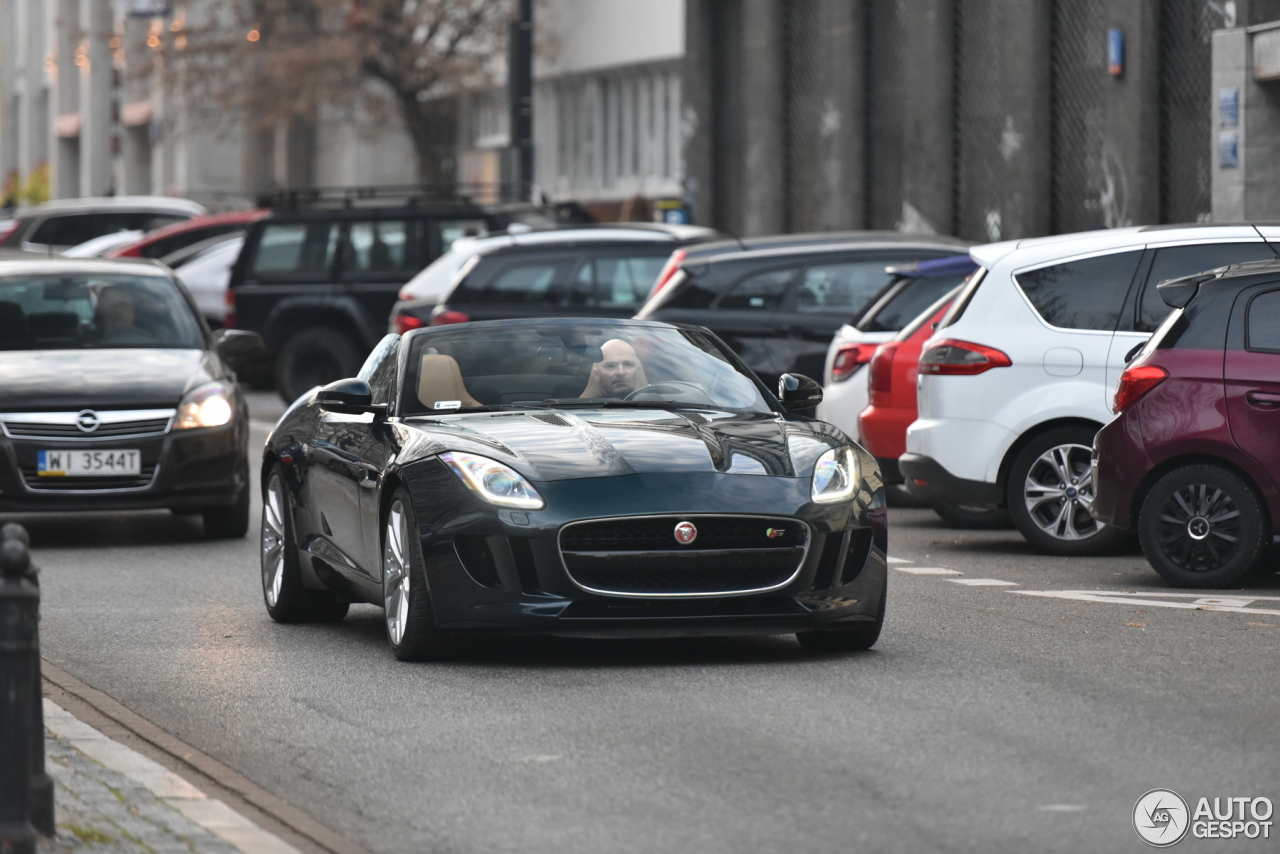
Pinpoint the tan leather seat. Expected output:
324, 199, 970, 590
418, 354, 481, 410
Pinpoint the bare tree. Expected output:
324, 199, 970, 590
174, 0, 512, 185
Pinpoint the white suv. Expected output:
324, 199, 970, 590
901, 224, 1279, 555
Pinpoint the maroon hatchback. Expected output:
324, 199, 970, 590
1092, 259, 1280, 588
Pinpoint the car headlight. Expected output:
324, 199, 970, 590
440, 451, 545, 509
175, 383, 234, 430
811, 447, 859, 503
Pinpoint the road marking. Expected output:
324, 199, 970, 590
886, 557, 913, 564
948, 578, 1019, 587
1013, 590, 1280, 617
893, 566, 962, 575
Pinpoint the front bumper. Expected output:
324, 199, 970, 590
0, 421, 248, 513
390, 465, 889, 637
898, 453, 1001, 506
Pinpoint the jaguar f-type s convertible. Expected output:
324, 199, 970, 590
260, 318, 887, 659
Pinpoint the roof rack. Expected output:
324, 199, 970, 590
256, 183, 526, 211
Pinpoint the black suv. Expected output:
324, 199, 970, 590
635, 238, 969, 389
227, 194, 553, 401
390, 225, 721, 330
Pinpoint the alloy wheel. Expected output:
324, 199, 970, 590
383, 502, 411, 645
1022, 442, 1102, 541
1154, 483, 1243, 573
261, 476, 286, 607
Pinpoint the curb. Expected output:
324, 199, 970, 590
42, 660, 373, 854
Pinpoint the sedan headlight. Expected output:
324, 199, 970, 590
811, 447, 859, 504
174, 382, 235, 430
440, 451, 545, 509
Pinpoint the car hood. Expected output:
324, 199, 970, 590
403, 408, 846, 482
0, 349, 214, 411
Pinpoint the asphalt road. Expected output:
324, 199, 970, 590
15, 394, 1280, 853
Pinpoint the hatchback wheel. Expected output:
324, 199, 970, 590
382, 491, 452, 661
1007, 426, 1131, 556
261, 468, 348, 623
1138, 465, 1268, 588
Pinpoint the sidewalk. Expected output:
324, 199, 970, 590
37, 700, 301, 854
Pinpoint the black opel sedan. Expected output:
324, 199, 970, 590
260, 317, 887, 659
0, 258, 260, 537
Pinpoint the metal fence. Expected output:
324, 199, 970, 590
1052, 0, 1109, 233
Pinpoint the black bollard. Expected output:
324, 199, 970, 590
0, 537, 38, 854
2, 528, 53, 838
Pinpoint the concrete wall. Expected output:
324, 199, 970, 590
1212, 25, 1280, 220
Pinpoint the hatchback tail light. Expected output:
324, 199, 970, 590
867, 343, 898, 403
393, 314, 426, 335
1113, 364, 1168, 413
0, 221, 19, 245
918, 339, 1011, 376
832, 343, 879, 382
430, 309, 471, 326
648, 249, 687, 299
223, 288, 236, 329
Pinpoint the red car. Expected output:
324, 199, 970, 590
108, 210, 267, 260
1092, 260, 1280, 588
857, 288, 1007, 528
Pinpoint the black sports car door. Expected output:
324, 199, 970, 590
306, 413, 379, 579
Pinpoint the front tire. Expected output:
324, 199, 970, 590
931, 502, 1013, 530
1006, 426, 1131, 556
382, 490, 452, 661
796, 582, 885, 652
274, 327, 363, 404
203, 478, 250, 539
1138, 465, 1268, 588
260, 468, 349, 623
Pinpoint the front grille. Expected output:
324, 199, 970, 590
559, 515, 808, 597
20, 464, 158, 492
4, 418, 171, 440
0, 409, 174, 441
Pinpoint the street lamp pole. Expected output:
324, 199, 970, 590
508, 0, 533, 202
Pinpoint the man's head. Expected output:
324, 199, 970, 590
594, 339, 644, 397
98, 287, 136, 333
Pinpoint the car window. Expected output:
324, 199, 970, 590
0, 273, 204, 350
250, 222, 339, 275
475, 258, 573, 304
1015, 250, 1143, 331
571, 255, 669, 309
340, 219, 430, 275
717, 268, 795, 310
1246, 289, 1280, 352
28, 215, 103, 247
358, 333, 402, 405
795, 261, 896, 315
859, 272, 971, 332
437, 219, 488, 254
1137, 243, 1276, 332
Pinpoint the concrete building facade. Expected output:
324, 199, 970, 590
683, 0, 1280, 241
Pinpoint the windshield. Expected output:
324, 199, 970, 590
403, 321, 772, 415
0, 273, 205, 350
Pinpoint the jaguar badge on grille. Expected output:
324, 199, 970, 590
673, 521, 697, 545
765, 528, 784, 539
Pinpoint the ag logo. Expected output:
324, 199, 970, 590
673, 521, 697, 545
1134, 789, 1190, 847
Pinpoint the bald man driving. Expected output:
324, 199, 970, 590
581, 338, 649, 398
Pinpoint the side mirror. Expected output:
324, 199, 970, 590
778, 373, 823, 412
316, 378, 387, 416
1123, 341, 1146, 364
214, 329, 265, 360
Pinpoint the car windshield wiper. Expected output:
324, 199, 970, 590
547, 399, 707, 410
412, 404, 554, 415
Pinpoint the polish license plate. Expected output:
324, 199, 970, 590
37, 449, 141, 477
